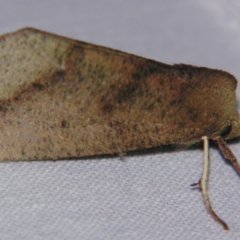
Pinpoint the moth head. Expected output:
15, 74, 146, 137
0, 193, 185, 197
223, 113, 240, 140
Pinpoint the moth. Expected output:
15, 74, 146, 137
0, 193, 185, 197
0, 28, 240, 230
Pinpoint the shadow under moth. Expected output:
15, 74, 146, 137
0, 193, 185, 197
0, 28, 240, 230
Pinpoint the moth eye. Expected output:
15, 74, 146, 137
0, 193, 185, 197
220, 125, 232, 138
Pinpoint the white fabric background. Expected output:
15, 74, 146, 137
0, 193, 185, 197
0, 0, 240, 239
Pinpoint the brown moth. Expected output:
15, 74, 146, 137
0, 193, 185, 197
0, 28, 240, 230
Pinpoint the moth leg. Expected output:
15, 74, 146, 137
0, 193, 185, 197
213, 136, 240, 175
200, 136, 229, 230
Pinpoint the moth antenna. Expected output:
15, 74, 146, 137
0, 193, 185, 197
200, 136, 229, 230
